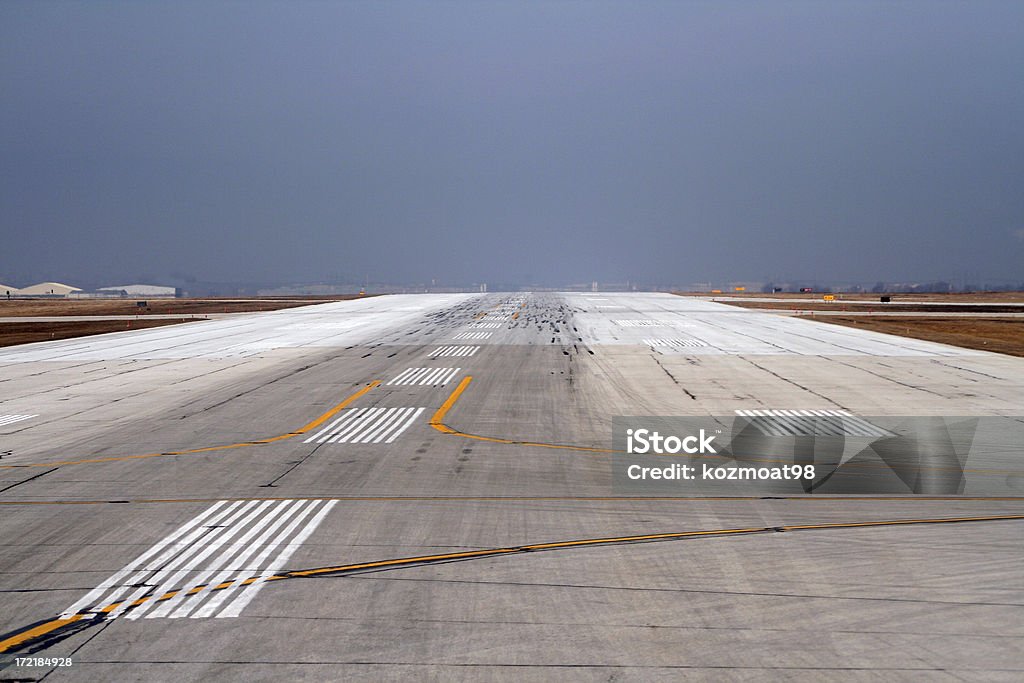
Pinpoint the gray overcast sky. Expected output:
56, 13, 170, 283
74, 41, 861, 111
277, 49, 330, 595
2, 1, 1022, 288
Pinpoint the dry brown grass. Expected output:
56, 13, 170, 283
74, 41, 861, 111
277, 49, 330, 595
803, 316, 1024, 357
0, 295, 372, 317
673, 291, 1024, 302
0, 319, 204, 348
717, 300, 1024, 313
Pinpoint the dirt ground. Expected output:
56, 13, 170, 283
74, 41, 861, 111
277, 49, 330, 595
673, 291, 1024, 303
802, 315, 1024, 357
0, 295, 371, 317
0, 318, 204, 348
717, 300, 1024, 313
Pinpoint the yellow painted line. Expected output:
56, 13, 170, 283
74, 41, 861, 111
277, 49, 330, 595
427, 379, 1023, 474
0, 615, 82, 654
430, 376, 616, 452
3, 512, 1021, 654
292, 381, 379, 434
0, 382, 379, 470
429, 375, 474, 435
275, 513, 1024, 580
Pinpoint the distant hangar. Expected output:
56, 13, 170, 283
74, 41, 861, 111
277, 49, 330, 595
1, 282, 177, 298
13, 281, 82, 296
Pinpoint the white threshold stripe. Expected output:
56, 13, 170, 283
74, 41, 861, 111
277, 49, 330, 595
387, 367, 460, 386
303, 409, 364, 444
734, 409, 890, 437
134, 500, 280, 619
59, 501, 230, 619
119, 501, 262, 619
60, 499, 340, 620
216, 500, 338, 618
406, 367, 432, 384
303, 407, 426, 444
419, 367, 442, 385
381, 407, 424, 443
102, 501, 250, 618
347, 407, 401, 443
642, 338, 708, 348
357, 407, 414, 442
385, 411, 421, 444
328, 408, 384, 443
0, 414, 38, 427
387, 367, 417, 384
94, 501, 247, 619
186, 500, 309, 618
427, 345, 479, 357
164, 499, 302, 619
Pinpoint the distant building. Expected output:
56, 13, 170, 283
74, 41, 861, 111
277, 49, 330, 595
17, 281, 82, 296
0, 284, 18, 297
96, 284, 177, 297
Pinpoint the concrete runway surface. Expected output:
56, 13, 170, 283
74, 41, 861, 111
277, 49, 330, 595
0, 293, 1021, 681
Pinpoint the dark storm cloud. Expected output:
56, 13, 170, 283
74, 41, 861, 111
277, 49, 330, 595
2, 1, 1022, 287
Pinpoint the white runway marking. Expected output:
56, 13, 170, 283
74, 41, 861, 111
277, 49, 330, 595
59, 500, 336, 620
303, 407, 425, 444
428, 345, 480, 357
453, 331, 492, 340
643, 338, 708, 348
615, 319, 678, 327
213, 500, 336, 618
735, 409, 891, 437
0, 414, 36, 427
387, 367, 461, 386
470, 321, 502, 329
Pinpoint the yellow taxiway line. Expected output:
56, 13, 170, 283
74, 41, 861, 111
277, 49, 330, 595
0, 381, 379, 470
428, 377, 1023, 475
2, 512, 1021, 654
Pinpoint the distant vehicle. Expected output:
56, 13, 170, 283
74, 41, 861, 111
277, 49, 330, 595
799, 287, 814, 293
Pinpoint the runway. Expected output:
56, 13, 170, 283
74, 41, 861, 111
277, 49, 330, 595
1, 292, 1022, 680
